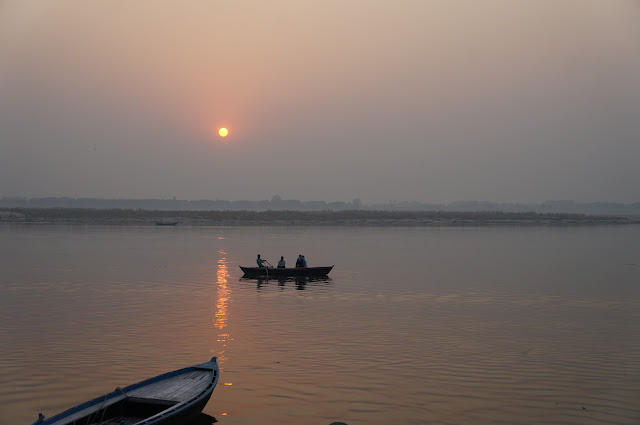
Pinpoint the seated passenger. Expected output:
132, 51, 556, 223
277, 256, 286, 268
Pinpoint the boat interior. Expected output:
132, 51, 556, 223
86, 397, 177, 425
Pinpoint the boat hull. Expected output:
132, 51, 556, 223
240, 265, 333, 277
34, 358, 219, 425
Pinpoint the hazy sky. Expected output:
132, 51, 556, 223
1, 1, 639, 204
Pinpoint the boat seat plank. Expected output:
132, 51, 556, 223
126, 372, 201, 399
138, 374, 210, 401
126, 372, 197, 398
126, 370, 212, 402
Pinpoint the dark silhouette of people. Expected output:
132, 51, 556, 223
295, 254, 307, 268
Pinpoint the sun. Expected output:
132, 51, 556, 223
218, 127, 229, 138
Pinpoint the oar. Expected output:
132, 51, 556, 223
264, 260, 273, 278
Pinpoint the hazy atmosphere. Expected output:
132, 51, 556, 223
1, 1, 639, 204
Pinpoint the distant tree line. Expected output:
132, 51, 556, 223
0, 196, 356, 212
0, 196, 639, 216
0, 207, 632, 225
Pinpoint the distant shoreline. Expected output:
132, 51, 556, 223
1, 208, 636, 226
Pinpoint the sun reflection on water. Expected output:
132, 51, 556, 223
214, 249, 232, 362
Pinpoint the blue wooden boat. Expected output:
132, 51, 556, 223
239, 265, 333, 277
31, 357, 219, 425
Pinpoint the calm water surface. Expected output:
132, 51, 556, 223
1, 224, 639, 425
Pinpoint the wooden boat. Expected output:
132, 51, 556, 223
32, 357, 219, 425
239, 265, 333, 277
155, 220, 179, 226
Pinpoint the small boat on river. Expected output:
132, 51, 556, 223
239, 265, 333, 277
155, 220, 179, 226
31, 357, 219, 425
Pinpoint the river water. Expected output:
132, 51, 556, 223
1, 224, 639, 425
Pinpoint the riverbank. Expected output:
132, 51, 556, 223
0, 208, 635, 226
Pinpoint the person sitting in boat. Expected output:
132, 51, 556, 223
257, 254, 269, 268
295, 254, 307, 268
277, 256, 286, 268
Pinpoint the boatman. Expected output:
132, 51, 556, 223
257, 254, 267, 267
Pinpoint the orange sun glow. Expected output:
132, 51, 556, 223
218, 127, 229, 137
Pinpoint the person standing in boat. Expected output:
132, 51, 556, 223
257, 254, 268, 268
277, 256, 286, 268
